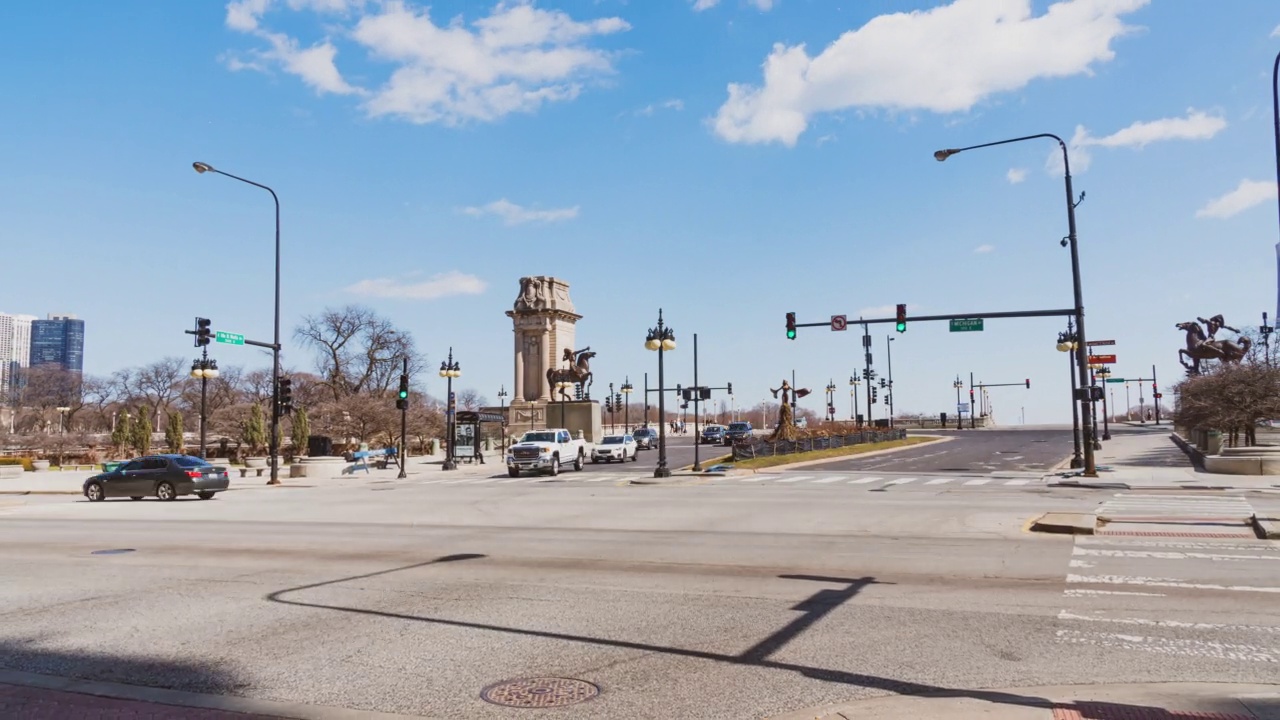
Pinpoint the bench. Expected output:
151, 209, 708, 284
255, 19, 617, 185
350, 447, 398, 474
238, 467, 266, 478
59, 464, 96, 472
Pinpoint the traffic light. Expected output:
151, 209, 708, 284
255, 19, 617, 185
786, 312, 797, 340
726, 382, 732, 395
195, 317, 212, 347
615, 392, 622, 408
1025, 378, 1031, 389
895, 304, 907, 333
871, 388, 878, 404
396, 373, 409, 410
277, 377, 293, 415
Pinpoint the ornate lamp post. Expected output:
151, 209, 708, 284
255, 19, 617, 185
192, 161, 283, 484
1096, 366, 1112, 441
645, 310, 676, 478
935, 135, 1096, 476
555, 380, 573, 430
849, 375, 860, 424
190, 353, 220, 459
953, 376, 964, 430
621, 377, 633, 431
497, 385, 508, 453
1056, 321, 1083, 468
439, 348, 460, 471
825, 380, 837, 422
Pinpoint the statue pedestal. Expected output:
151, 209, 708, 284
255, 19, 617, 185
546, 400, 604, 444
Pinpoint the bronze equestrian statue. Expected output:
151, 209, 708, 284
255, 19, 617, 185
547, 347, 595, 399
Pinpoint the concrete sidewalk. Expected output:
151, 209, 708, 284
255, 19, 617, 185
1049, 430, 1280, 491
768, 682, 1280, 719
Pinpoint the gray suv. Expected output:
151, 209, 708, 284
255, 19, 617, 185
632, 427, 658, 450
723, 421, 754, 445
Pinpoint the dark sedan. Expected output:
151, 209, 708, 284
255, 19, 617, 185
632, 427, 658, 450
83, 455, 230, 502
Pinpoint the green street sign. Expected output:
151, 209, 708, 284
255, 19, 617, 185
949, 318, 984, 332
215, 331, 245, 346
1105, 378, 1125, 383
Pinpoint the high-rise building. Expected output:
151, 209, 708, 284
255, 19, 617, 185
29, 314, 85, 373
0, 312, 37, 403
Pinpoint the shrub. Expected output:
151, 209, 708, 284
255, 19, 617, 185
0, 457, 36, 471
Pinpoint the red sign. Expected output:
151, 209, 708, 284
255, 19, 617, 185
1155, 393, 1163, 399
830, 315, 847, 332
1088, 354, 1116, 364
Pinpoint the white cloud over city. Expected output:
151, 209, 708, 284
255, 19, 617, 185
712, 0, 1148, 146
1065, 108, 1226, 171
973, 244, 995, 253
461, 199, 580, 225
693, 0, 775, 11
1006, 168, 1027, 184
1195, 180, 1276, 219
344, 271, 488, 300
222, 0, 630, 124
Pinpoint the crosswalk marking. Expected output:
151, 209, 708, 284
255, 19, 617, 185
739, 475, 767, 482
1003, 479, 1031, 485
497, 477, 527, 483
963, 478, 991, 486
471, 478, 500, 484
849, 476, 883, 484
924, 478, 953, 485
811, 476, 846, 484
883, 477, 917, 486
776, 476, 811, 483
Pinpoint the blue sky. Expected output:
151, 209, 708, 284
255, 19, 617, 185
3, 0, 1279, 424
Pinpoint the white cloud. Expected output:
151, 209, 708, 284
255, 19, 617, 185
632, 98, 684, 116
692, 0, 720, 10
712, 0, 1148, 146
751, 0, 776, 9
222, 0, 628, 124
461, 198, 580, 225
1064, 108, 1227, 172
1006, 168, 1027, 184
973, 244, 995, 253
1194, 180, 1276, 219
1272, 24, 1280, 38
344, 271, 487, 300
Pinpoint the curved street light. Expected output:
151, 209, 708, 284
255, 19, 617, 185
935, 135, 1095, 476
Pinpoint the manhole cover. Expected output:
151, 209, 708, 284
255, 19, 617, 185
481, 677, 600, 708
91, 549, 136, 555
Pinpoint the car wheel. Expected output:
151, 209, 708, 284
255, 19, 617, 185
130, 496, 143, 501
197, 491, 215, 500
508, 468, 520, 478
549, 457, 560, 477
156, 481, 177, 501
574, 453, 584, 471
85, 482, 105, 502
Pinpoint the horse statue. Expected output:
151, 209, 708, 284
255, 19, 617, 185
1177, 319, 1250, 375
547, 347, 595, 399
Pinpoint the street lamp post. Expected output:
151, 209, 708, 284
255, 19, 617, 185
621, 378, 633, 432
849, 376, 860, 424
439, 348, 461, 471
645, 310, 676, 478
498, 385, 508, 454
953, 376, 964, 430
1088, 364, 1102, 450
935, 135, 1096, 476
886, 336, 896, 428
1097, 367, 1112, 440
190, 350, 220, 459
555, 381, 572, 433
825, 380, 837, 423
193, 161, 283, 484
1057, 321, 1084, 469
608, 382, 616, 433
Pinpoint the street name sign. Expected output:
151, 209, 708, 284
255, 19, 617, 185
831, 315, 847, 332
1104, 378, 1125, 383
949, 318, 984, 332
1086, 339, 1116, 347
1088, 354, 1116, 364
215, 331, 245, 346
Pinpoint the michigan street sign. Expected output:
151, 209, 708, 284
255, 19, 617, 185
215, 331, 245, 346
1086, 339, 1116, 347
1104, 378, 1125, 383
949, 318, 984, 332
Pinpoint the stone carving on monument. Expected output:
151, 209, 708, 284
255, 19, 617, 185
1176, 314, 1251, 375
506, 276, 581, 403
768, 379, 811, 442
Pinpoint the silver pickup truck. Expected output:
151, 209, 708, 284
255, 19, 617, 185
506, 429, 587, 477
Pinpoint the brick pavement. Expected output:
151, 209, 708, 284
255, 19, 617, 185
0, 682, 292, 720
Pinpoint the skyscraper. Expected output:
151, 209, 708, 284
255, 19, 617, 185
0, 312, 37, 403
29, 314, 85, 373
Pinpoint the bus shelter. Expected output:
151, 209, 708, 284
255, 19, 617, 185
454, 411, 505, 464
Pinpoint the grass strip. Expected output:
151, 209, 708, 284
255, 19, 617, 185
729, 436, 939, 470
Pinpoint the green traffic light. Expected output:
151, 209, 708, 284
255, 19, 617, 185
895, 322, 906, 333
398, 390, 408, 399
786, 329, 796, 339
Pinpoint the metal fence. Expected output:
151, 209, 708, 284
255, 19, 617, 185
731, 428, 907, 461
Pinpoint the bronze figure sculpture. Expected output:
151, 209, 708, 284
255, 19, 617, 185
768, 379, 811, 441
547, 347, 595, 399
1177, 315, 1251, 375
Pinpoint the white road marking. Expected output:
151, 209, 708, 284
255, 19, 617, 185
740, 475, 769, 482
1003, 479, 1031, 486
1074, 547, 1280, 562
497, 477, 528, 484
811, 476, 846, 484
883, 477, 917, 486
1055, 629, 1278, 663
1063, 589, 1166, 597
470, 478, 501, 484
1068, 560, 1096, 568
924, 478, 953, 485
963, 478, 991, 486
1066, 574, 1280, 593
849, 476, 883, 484
776, 476, 811, 483
1057, 610, 1280, 634
1076, 538, 1277, 552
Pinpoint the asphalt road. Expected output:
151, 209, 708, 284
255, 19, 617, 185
2, 481, 1277, 719
808, 428, 1072, 475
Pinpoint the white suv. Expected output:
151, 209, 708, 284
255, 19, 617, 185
591, 434, 638, 463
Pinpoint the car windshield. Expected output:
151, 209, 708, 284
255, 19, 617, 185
602, 436, 625, 444
728, 423, 750, 431
521, 432, 557, 443
172, 456, 211, 468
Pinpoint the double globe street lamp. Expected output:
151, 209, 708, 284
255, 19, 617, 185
439, 348, 461, 471
645, 311, 676, 478
190, 354, 220, 459
1056, 322, 1084, 469
621, 378, 633, 432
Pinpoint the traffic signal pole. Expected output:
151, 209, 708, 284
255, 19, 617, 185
398, 356, 408, 479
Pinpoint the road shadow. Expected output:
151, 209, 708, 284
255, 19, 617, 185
265, 556, 1057, 715
0, 638, 254, 696
1058, 698, 1277, 719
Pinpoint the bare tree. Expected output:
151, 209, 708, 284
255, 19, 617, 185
458, 389, 489, 411
126, 358, 186, 428
294, 305, 424, 401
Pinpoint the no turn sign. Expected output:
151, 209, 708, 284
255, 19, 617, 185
831, 315, 847, 332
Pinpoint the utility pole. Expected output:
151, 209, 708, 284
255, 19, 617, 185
969, 371, 976, 429
1152, 364, 1161, 425
397, 356, 408, 479
886, 336, 895, 428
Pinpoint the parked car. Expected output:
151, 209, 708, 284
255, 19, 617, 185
724, 421, 754, 445
633, 427, 658, 450
592, 434, 638, 463
700, 425, 727, 444
83, 455, 230, 502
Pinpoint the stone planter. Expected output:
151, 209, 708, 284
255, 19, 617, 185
31, 459, 50, 472
244, 456, 268, 468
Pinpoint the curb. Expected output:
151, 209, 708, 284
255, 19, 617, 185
1029, 512, 1095, 535
727, 435, 950, 475
0, 668, 422, 720
1253, 516, 1280, 539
